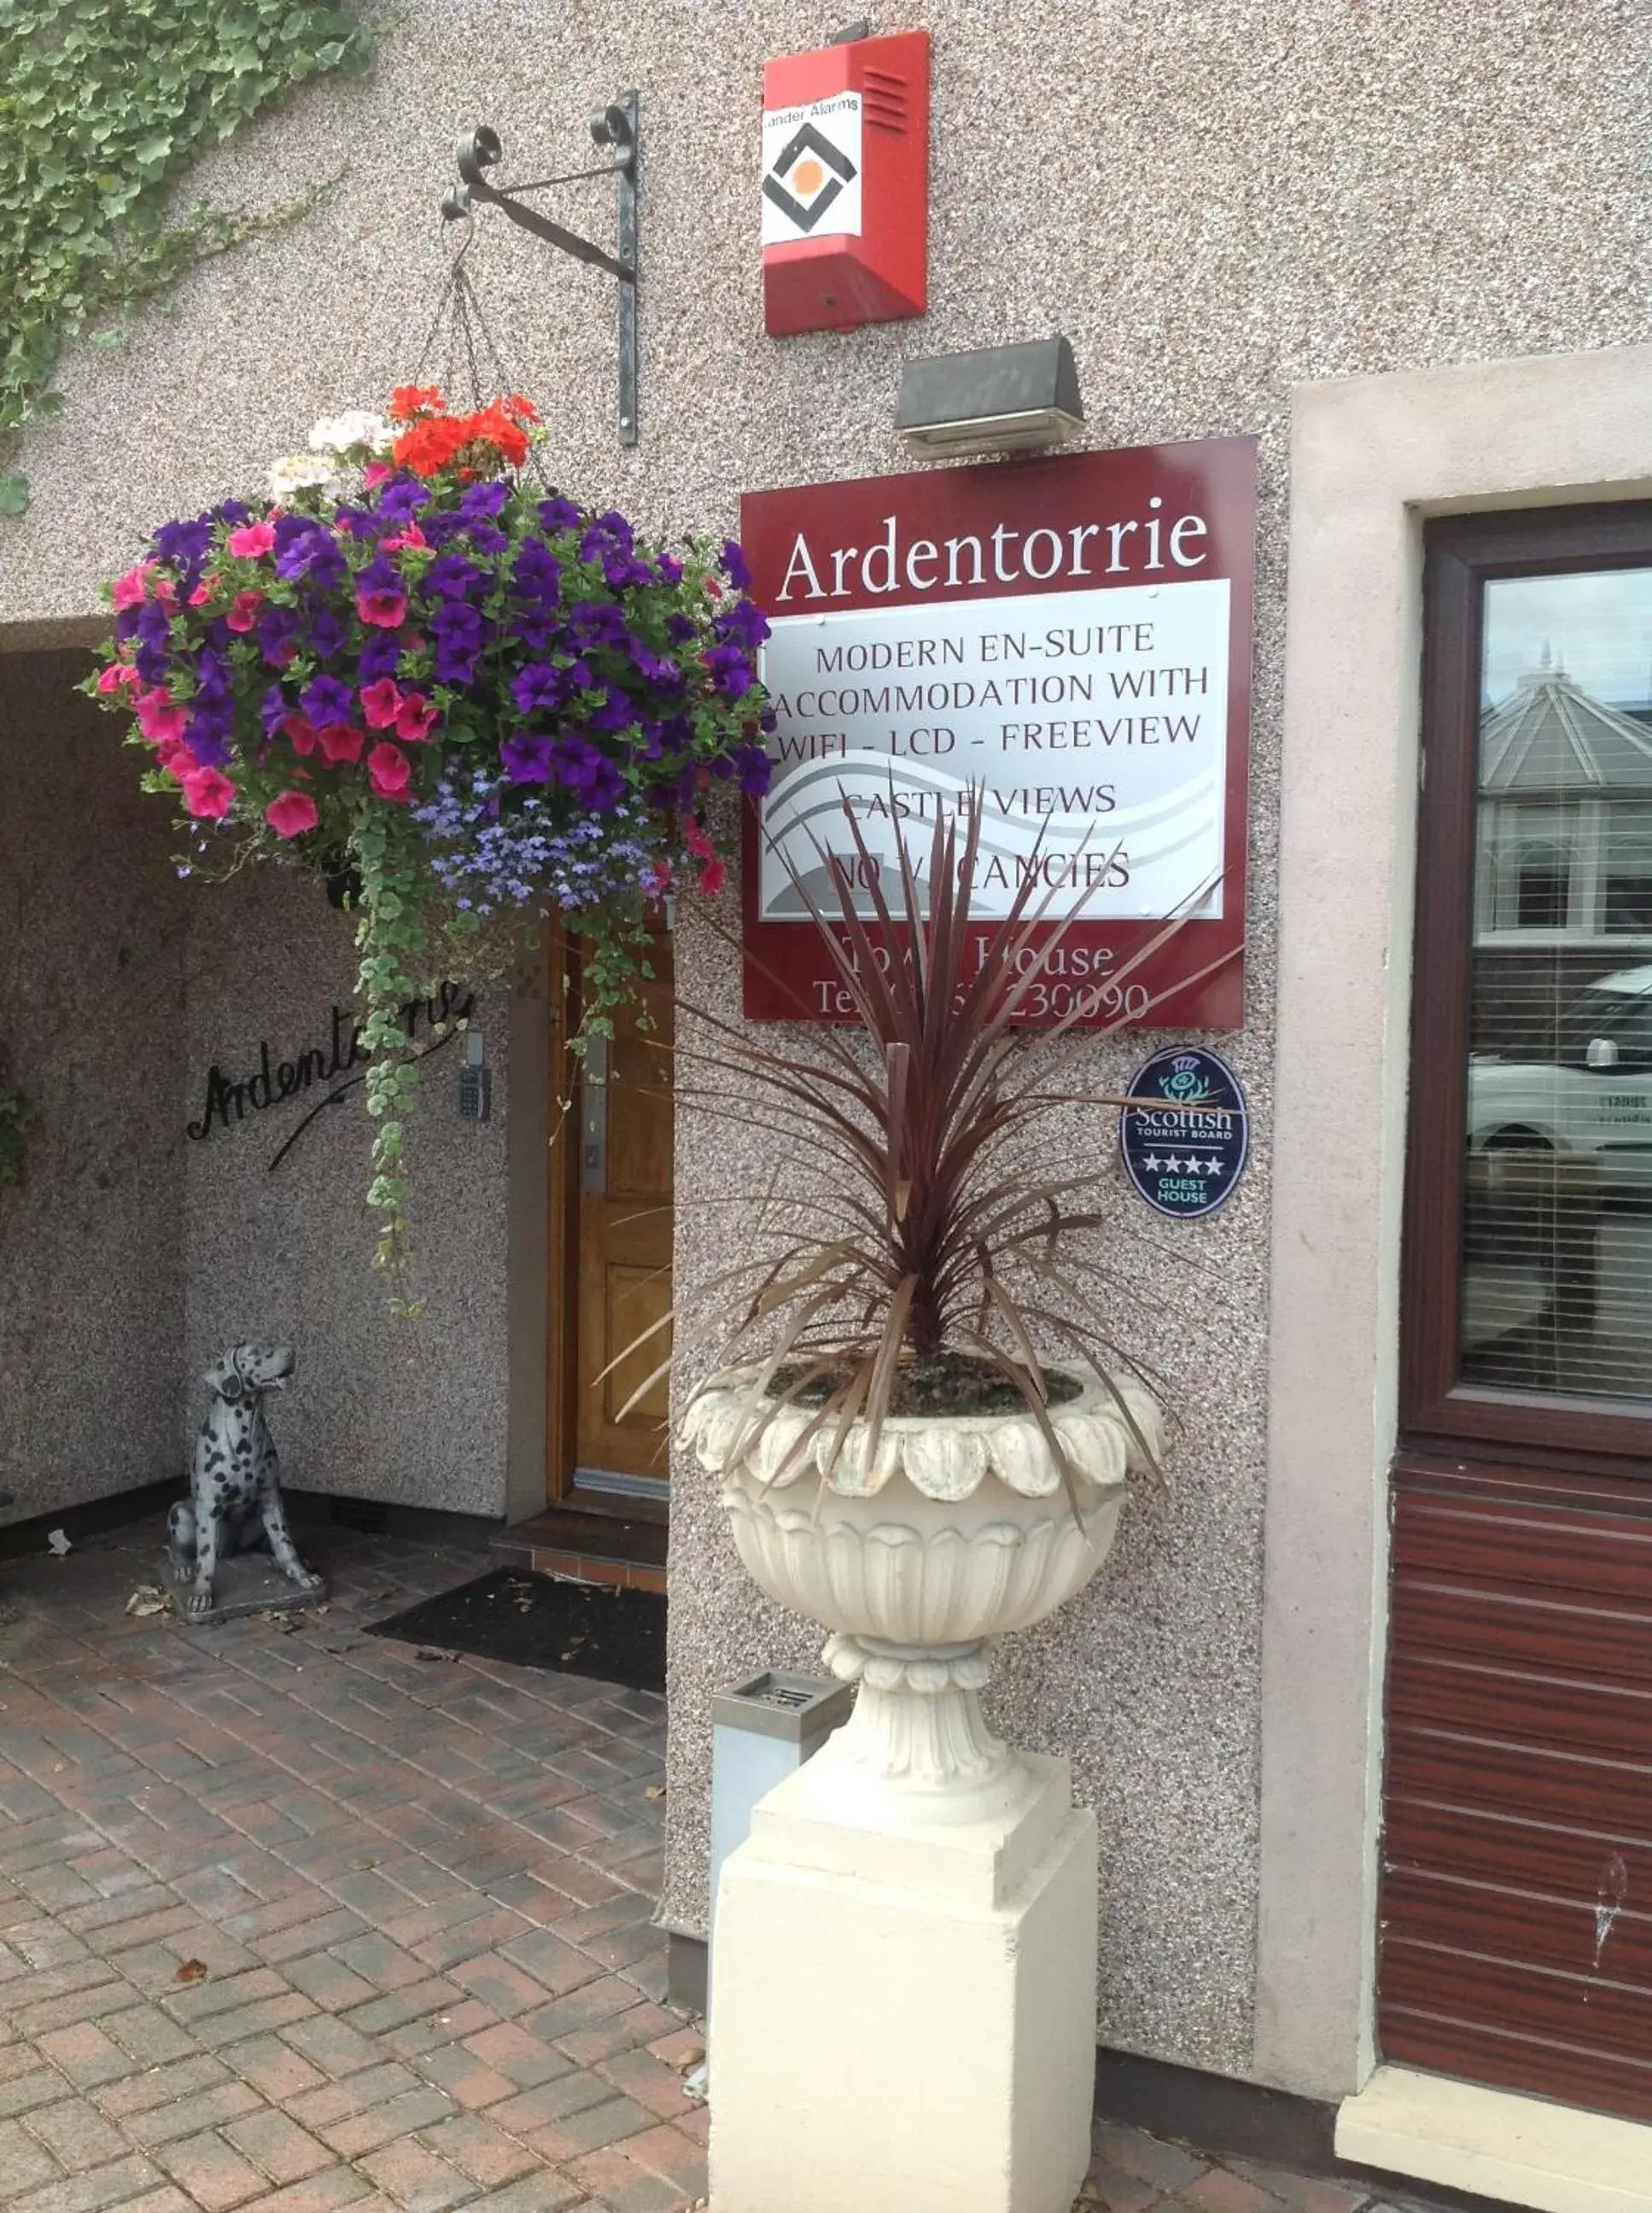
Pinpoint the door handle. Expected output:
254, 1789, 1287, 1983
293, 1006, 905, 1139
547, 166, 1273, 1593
581, 1034, 609, 1194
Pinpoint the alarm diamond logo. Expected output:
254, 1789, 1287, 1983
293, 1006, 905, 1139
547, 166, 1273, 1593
760, 94, 864, 245
762, 122, 857, 232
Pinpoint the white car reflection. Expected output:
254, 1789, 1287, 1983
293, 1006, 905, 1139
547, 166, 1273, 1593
1468, 965, 1652, 1194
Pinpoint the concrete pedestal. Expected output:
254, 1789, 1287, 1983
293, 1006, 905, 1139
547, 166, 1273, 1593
709, 1747, 1098, 2213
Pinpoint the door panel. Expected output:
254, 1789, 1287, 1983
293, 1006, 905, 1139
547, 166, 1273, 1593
1385, 509, 1652, 2128
573, 942, 674, 1481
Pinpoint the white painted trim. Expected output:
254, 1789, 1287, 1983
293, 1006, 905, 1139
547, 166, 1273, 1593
1256, 342, 1652, 2106
1337, 2065, 1652, 2213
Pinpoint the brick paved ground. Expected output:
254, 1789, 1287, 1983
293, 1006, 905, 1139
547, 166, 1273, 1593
0, 1518, 1430, 2213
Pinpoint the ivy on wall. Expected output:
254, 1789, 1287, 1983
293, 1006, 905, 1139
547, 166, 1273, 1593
0, 1, 372, 515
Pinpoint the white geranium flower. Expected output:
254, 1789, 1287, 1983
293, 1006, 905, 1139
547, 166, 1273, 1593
308, 409, 394, 457
269, 453, 341, 501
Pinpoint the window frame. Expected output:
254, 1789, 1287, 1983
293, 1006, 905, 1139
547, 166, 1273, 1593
1401, 503, 1652, 1465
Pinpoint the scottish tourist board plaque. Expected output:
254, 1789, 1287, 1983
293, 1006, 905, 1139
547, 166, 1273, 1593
738, 435, 1256, 1026
1119, 1046, 1248, 1219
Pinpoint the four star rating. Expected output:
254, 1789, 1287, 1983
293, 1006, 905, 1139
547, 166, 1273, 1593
1142, 1153, 1223, 1177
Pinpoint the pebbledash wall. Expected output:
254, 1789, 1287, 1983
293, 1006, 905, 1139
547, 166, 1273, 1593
2, 0, 1649, 2126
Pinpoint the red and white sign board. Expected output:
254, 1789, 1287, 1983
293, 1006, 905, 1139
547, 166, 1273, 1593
738, 437, 1258, 1028
761, 30, 929, 336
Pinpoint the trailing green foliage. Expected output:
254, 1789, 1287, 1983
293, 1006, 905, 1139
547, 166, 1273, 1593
0, 0, 371, 514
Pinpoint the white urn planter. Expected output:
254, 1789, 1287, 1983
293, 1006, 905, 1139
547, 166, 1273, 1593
680, 1363, 1161, 2213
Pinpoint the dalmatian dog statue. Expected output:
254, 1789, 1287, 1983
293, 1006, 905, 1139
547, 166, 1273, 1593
168, 1341, 323, 1620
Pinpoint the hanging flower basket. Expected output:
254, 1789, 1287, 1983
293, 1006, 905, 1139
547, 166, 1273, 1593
87, 388, 773, 1297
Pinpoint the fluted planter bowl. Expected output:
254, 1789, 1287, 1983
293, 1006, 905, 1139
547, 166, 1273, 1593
679, 1363, 1162, 1825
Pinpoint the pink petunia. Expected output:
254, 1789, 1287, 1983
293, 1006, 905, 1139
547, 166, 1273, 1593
316, 721, 365, 766
155, 739, 200, 780
394, 691, 439, 743
227, 520, 277, 558
359, 677, 403, 730
225, 589, 264, 634
362, 462, 393, 490
188, 582, 212, 607
96, 662, 140, 695
698, 858, 727, 897
134, 687, 189, 746
111, 563, 154, 610
357, 584, 407, 629
265, 790, 320, 839
382, 522, 426, 552
366, 741, 412, 801
682, 818, 715, 863
279, 712, 319, 756
181, 767, 236, 819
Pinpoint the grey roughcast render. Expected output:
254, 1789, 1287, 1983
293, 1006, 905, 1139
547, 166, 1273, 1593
167, 1340, 323, 1620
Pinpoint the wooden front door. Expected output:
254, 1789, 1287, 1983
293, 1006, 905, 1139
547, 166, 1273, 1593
551, 937, 674, 1494
1384, 505, 1652, 2123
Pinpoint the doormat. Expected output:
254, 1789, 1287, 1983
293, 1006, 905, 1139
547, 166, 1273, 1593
365, 1568, 666, 1693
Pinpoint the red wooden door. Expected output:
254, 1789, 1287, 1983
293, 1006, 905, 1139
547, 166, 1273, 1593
1386, 507, 1652, 2122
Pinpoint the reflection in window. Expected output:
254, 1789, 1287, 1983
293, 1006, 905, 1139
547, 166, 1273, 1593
1515, 837, 1569, 927
1463, 567, 1652, 1398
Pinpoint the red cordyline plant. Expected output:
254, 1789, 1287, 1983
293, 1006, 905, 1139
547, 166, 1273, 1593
641, 790, 1235, 1498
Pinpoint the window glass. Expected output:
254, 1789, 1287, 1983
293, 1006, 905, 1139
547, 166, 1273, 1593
1463, 566, 1652, 1395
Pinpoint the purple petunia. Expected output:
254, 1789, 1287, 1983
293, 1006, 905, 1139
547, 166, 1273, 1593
301, 673, 354, 726
629, 641, 686, 689
151, 513, 212, 568
511, 663, 568, 717
538, 495, 583, 534
274, 522, 346, 588
357, 629, 404, 683
257, 604, 301, 668
720, 540, 754, 592
602, 552, 652, 590
459, 482, 511, 523
431, 600, 486, 686
424, 553, 487, 601
568, 600, 628, 650
260, 685, 289, 736
374, 476, 430, 527
555, 737, 626, 810
702, 644, 756, 698
507, 607, 563, 656
501, 732, 556, 783
307, 604, 347, 661
511, 540, 561, 601
735, 744, 773, 794
586, 686, 638, 733
715, 596, 771, 651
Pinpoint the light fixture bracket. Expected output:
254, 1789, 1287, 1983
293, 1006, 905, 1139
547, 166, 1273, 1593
441, 100, 639, 446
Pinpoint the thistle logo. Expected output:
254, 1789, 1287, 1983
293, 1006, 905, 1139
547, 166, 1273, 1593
1159, 1055, 1211, 1106
761, 94, 863, 245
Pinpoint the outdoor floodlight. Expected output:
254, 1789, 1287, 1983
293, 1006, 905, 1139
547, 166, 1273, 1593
894, 336, 1084, 459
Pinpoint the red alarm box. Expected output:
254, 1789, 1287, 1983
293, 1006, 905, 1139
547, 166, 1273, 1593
760, 28, 930, 337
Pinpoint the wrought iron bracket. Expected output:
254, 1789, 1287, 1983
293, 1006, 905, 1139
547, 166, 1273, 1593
441, 98, 639, 447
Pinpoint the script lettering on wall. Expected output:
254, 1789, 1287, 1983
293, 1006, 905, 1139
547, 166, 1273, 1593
185, 982, 475, 1171
738, 436, 1257, 1027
